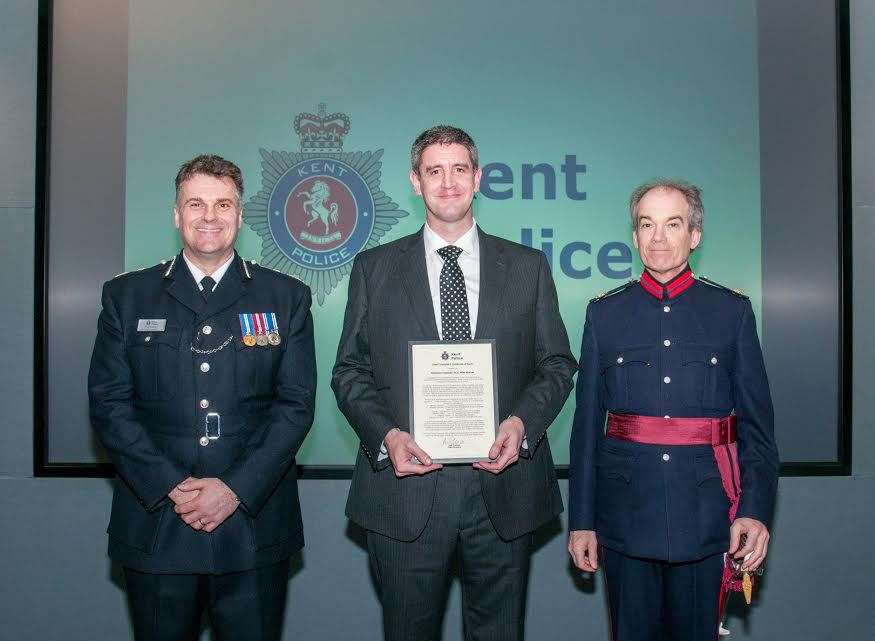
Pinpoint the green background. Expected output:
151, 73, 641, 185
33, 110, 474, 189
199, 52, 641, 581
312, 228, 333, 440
124, 0, 761, 465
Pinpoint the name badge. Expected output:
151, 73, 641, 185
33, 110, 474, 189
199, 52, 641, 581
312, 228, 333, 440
137, 319, 167, 332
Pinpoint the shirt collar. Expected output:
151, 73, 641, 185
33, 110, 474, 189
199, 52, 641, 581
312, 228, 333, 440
423, 221, 479, 258
639, 264, 695, 300
182, 251, 235, 290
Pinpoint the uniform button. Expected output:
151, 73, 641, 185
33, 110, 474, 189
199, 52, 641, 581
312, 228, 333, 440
664, 415, 671, 419
199, 436, 210, 447
617, 356, 624, 364
200, 362, 210, 373
144, 336, 152, 342
711, 356, 718, 365
202, 325, 212, 335
663, 339, 671, 347
662, 453, 670, 461
663, 376, 671, 384
663, 306, 670, 313
200, 399, 209, 409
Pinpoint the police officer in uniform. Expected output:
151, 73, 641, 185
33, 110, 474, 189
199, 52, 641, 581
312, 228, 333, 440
567, 180, 779, 641
89, 155, 316, 641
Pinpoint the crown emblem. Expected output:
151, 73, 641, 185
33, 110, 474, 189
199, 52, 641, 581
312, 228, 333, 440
293, 103, 351, 154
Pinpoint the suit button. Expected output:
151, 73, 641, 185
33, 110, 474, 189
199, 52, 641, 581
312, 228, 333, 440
199, 436, 210, 447
662, 453, 670, 461
664, 415, 671, 419
663, 339, 671, 347
202, 325, 212, 335
200, 399, 209, 409
711, 356, 718, 365
144, 336, 152, 342
663, 376, 671, 384
616, 356, 624, 364
663, 306, 670, 313
200, 362, 210, 373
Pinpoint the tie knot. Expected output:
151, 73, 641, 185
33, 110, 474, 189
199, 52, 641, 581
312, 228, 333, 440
200, 276, 216, 293
437, 245, 463, 262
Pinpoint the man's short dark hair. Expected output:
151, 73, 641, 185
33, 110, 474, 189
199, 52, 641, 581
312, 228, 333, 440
175, 154, 244, 204
410, 125, 479, 173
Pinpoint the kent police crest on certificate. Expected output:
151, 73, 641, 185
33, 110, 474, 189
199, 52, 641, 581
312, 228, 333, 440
408, 340, 499, 464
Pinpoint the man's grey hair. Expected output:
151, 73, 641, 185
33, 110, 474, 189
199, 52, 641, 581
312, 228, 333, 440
629, 179, 704, 232
410, 125, 479, 173
175, 154, 244, 205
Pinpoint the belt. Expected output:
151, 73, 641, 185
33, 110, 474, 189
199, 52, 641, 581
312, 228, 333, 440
606, 412, 747, 612
606, 413, 736, 446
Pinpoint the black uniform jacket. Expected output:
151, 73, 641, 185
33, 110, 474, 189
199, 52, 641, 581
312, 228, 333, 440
568, 268, 779, 562
88, 252, 316, 573
332, 228, 577, 542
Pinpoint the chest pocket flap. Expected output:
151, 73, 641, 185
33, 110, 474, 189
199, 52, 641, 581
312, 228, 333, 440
681, 346, 734, 410
126, 326, 181, 401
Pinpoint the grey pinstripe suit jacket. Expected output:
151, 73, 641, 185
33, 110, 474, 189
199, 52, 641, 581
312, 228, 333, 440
332, 228, 576, 541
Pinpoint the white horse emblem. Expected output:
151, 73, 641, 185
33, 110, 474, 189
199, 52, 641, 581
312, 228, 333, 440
298, 180, 339, 235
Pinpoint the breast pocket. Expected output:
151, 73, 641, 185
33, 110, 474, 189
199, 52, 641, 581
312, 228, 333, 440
600, 346, 654, 411
126, 328, 181, 401
681, 347, 734, 411
235, 339, 283, 399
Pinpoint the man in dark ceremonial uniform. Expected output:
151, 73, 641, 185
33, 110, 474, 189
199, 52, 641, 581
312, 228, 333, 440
568, 180, 779, 641
89, 155, 316, 641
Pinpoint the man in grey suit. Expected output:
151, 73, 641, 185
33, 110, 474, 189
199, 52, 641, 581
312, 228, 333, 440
332, 125, 576, 641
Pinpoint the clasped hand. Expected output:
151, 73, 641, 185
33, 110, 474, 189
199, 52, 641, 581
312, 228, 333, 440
168, 477, 240, 533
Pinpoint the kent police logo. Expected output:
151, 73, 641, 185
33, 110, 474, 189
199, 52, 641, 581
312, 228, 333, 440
244, 104, 408, 304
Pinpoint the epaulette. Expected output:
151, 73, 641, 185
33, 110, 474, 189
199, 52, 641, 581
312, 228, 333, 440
245, 259, 304, 285
113, 258, 173, 280
590, 279, 638, 303
698, 276, 749, 299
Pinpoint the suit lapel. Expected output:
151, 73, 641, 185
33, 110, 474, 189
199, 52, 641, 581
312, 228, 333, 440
474, 231, 508, 339
398, 229, 439, 339
196, 254, 248, 322
164, 253, 206, 316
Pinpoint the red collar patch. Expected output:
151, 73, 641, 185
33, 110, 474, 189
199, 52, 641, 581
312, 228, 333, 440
639, 267, 695, 300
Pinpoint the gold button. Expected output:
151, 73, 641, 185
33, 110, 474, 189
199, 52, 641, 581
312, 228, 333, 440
200, 362, 210, 373
202, 325, 212, 335
200, 399, 209, 409
199, 436, 210, 447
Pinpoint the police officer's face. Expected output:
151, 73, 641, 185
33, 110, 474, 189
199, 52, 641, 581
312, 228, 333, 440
632, 187, 702, 281
174, 173, 243, 263
410, 143, 482, 229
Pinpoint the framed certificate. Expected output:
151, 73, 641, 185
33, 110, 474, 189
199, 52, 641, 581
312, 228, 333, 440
408, 340, 499, 463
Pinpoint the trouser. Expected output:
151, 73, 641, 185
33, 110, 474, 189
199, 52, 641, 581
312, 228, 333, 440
123, 559, 289, 641
367, 465, 532, 641
601, 547, 724, 641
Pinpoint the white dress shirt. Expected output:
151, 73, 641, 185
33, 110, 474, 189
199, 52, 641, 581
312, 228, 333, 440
422, 221, 480, 339
182, 251, 235, 291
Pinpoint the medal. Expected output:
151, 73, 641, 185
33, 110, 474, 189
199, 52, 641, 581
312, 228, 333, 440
253, 312, 269, 346
238, 313, 256, 347
266, 312, 281, 346
256, 334, 269, 346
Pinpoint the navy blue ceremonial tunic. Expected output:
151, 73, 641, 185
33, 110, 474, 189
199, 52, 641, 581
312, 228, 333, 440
569, 267, 779, 563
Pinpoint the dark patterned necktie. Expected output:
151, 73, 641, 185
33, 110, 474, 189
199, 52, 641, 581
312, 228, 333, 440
437, 245, 471, 340
200, 276, 216, 301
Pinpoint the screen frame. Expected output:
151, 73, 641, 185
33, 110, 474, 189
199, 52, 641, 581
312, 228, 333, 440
33, 0, 853, 479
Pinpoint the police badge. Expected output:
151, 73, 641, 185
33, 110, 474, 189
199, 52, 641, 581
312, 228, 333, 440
243, 104, 409, 304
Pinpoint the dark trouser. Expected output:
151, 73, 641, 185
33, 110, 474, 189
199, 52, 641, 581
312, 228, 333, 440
367, 465, 532, 641
123, 560, 289, 641
601, 547, 724, 641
